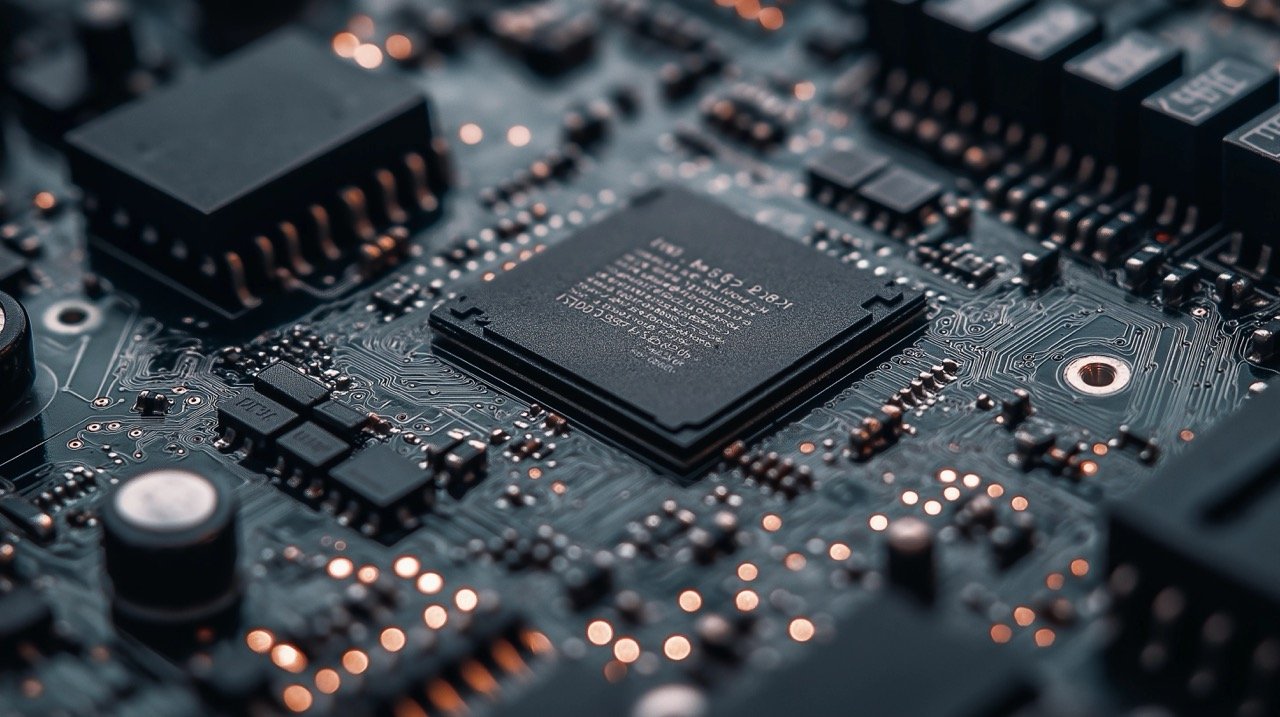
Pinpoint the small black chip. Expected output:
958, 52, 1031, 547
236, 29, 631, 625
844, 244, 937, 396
278, 422, 349, 472
254, 361, 330, 411
217, 389, 299, 442
65, 30, 446, 316
807, 147, 890, 205
858, 166, 944, 221
312, 400, 369, 440
329, 444, 434, 513
430, 186, 926, 475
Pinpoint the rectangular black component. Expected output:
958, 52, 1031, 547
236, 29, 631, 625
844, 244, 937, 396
253, 361, 330, 411
711, 596, 1036, 717
858, 166, 944, 220
1108, 386, 1280, 707
429, 186, 926, 475
921, 0, 1035, 101
806, 147, 890, 205
1140, 58, 1278, 211
987, 2, 1102, 131
312, 400, 369, 440
1223, 105, 1280, 258
216, 389, 300, 441
278, 422, 349, 472
65, 30, 442, 316
866, 0, 923, 71
329, 444, 433, 512
1062, 31, 1183, 177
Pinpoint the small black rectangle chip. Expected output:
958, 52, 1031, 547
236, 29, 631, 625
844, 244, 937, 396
430, 186, 926, 475
65, 30, 445, 316
278, 422, 349, 472
329, 444, 433, 512
312, 400, 369, 441
254, 362, 330, 411
858, 166, 943, 221
807, 147, 890, 206
217, 389, 300, 441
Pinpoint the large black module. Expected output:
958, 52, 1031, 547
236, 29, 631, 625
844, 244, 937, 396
64, 30, 446, 316
430, 186, 926, 475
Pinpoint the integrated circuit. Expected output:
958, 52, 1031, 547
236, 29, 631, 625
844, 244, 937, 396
65, 30, 448, 317
430, 186, 926, 475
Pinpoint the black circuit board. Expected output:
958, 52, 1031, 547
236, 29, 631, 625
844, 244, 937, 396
1, 1, 1280, 716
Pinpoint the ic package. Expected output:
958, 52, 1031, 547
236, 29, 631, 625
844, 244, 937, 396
430, 186, 926, 475
65, 30, 447, 316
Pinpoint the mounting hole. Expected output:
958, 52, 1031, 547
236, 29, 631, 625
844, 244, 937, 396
43, 300, 103, 335
1063, 355, 1131, 397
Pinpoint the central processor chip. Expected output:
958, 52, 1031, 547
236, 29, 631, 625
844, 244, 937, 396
430, 186, 925, 474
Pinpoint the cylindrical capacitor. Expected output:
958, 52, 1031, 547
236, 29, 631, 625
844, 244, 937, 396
76, 0, 138, 88
102, 466, 240, 627
887, 516, 936, 604
0, 290, 35, 418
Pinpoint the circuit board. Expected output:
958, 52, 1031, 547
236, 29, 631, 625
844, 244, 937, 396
2, 0, 1280, 715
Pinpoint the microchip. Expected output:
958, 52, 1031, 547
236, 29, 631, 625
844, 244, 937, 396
65, 30, 447, 317
253, 362, 330, 411
807, 147, 890, 205
216, 388, 300, 443
277, 422, 349, 472
430, 186, 926, 475
858, 166, 944, 222
312, 400, 369, 441
328, 444, 435, 536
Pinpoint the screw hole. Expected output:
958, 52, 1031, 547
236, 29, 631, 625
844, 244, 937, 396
58, 306, 89, 326
1077, 362, 1117, 388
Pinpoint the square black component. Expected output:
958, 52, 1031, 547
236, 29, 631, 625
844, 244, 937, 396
1061, 31, 1183, 176
807, 147, 890, 204
1223, 105, 1280, 259
329, 444, 433, 511
858, 167, 943, 219
1140, 58, 1278, 212
430, 186, 926, 475
254, 362, 330, 411
987, 1, 1102, 131
312, 400, 369, 440
217, 389, 300, 441
64, 30, 442, 314
921, 0, 1035, 101
278, 422, 349, 472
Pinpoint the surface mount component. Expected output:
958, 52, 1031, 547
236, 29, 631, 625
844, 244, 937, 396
430, 186, 926, 475
65, 30, 447, 317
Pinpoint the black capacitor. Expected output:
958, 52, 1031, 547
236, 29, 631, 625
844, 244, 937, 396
887, 516, 936, 604
75, 0, 139, 89
0, 290, 35, 418
101, 466, 240, 625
